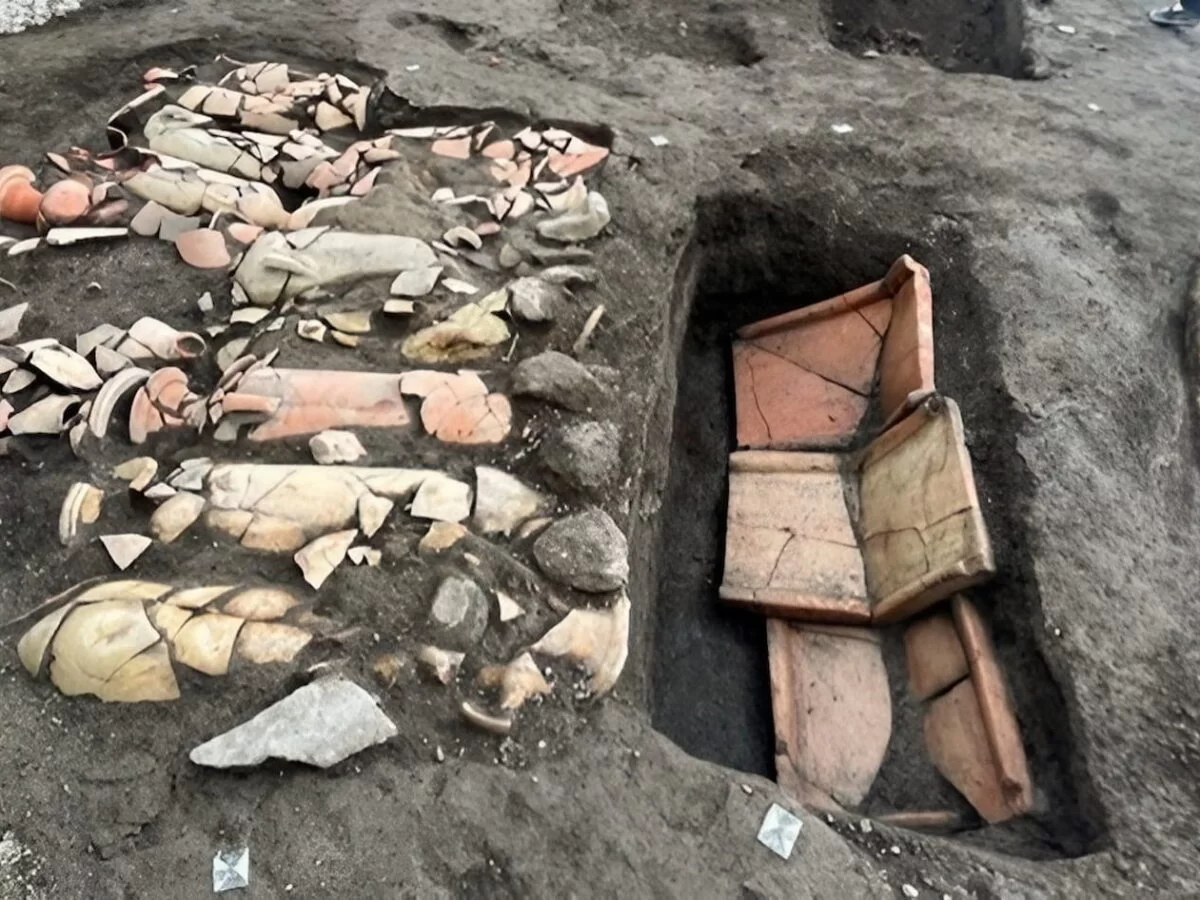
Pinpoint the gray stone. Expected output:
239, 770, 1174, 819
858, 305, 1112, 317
540, 420, 621, 495
189, 677, 397, 769
533, 508, 629, 593
509, 277, 562, 324
429, 575, 489, 648
511, 351, 604, 412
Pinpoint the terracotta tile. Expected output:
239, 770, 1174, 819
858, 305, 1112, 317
859, 397, 994, 623
431, 136, 472, 159
951, 596, 1034, 817
768, 619, 892, 809
0, 166, 43, 224
924, 679, 1018, 824
230, 368, 410, 441
904, 611, 969, 701
399, 370, 511, 445
732, 342, 868, 450
719, 451, 869, 623
739, 297, 889, 397
877, 258, 935, 427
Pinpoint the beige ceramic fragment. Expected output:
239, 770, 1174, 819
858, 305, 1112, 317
46, 598, 161, 696
410, 475, 472, 522
17, 600, 79, 677
383, 299, 415, 316
172, 613, 244, 676
400, 300, 509, 363
230, 307, 270, 325
532, 593, 630, 696
149, 491, 206, 543
166, 585, 236, 610
478, 652, 551, 710
473, 466, 549, 536
220, 586, 299, 620
234, 621, 312, 664
297, 319, 327, 342
419, 521, 467, 554
309, 429, 366, 464
100, 533, 152, 570
859, 397, 994, 623
95, 346, 133, 377
44, 228, 129, 247
89, 366, 151, 439
357, 494, 394, 538
2, 369, 36, 394
347, 546, 382, 566
719, 451, 869, 623
8, 394, 81, 435
28, 344, 102, 391
74, 579, 173, 604
496, 591, 523, 622
59, 482, 104, 546
294, 529, 357, 589
127, 317, 207, 361
147, 602, 193, 641
0, 302, 29, 343
416, 645, 464, 684
322, 310, 372, 334
390, 265, 442, 298
330, 331, 359, 348
114, 456, 158, 491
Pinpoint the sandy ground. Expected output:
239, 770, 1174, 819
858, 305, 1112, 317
2, 0, 1200, 896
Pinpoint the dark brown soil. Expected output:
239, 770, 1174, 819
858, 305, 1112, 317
1, 0, 1199, 896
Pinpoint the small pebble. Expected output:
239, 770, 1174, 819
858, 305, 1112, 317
890, 845, 901, 855
902, 886, 919, 899
741, 784, 753, 795
435, 746, 445, 763
860, 818, 872, 833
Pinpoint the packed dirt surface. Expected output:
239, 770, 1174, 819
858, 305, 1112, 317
3, 0, 1200, 896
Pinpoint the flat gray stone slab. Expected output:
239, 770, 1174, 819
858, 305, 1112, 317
190, 677, 397, 769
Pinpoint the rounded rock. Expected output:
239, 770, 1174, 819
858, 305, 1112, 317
533, 508, 628, 593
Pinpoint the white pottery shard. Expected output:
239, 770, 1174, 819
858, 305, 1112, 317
101, 534, 153, 570
309, 429, 366, 465
8, 394, 81, 434
532, 593, 630, 696
189, 676, 397, 769
473, 466, 550, 536
234, 230, 437, 306
410, 474, 472, 522
0, 303, 29, 343
294, 529, 357, 589
536, 191, 610, 243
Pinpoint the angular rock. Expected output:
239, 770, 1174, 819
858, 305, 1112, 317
473, 466, 550, 536
511, 351, 604, 412
189, 677, 397, 769
309, 429, 367, 465
428, 575, 489, 649
540, 420, 620, 494
508, 277, 562, 323
533, 508, 628, 592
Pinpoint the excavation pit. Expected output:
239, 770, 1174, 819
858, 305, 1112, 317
649, 192, 1106, 859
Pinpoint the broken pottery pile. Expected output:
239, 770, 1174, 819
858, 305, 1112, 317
16, 579, 315, 702
3, 57, 631, 764
722, 256, 1033, 829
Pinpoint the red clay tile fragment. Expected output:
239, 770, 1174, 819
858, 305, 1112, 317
399, 370, 511, 445
732, 342, 868, 450
176, 229, 231, 269
873, 810, 967, 832
769, 619, 892, 810
859, 397, 994, 624
877, 256, 935, 427
904, 611, 969, 701
924, 679, 1019, 824
38, 179, 91, 230
719, 450, 869, 623
431, 136, 472, 160
951, 596, 1034, 818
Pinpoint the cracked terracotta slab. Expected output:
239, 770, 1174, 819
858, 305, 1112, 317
904, 611, 969, 701
399, 370, 512, 445
220, 367, 411, 441
719, 451, 870, 623
858, 396, 994, 623
732, 274, 891, 450
768, 619, 891, 811
950, 596, 1034, 818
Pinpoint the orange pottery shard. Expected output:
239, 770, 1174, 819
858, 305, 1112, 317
719, 451, 870, 623
904, 611, 969, 701
399, 370, 512, 445
768, 620, 891, 811
950, 596, 1034, 818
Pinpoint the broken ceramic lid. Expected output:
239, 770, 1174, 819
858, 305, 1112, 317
190, 676, 396, 769
17, 579, 315, 702
399, 370, 511, 445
